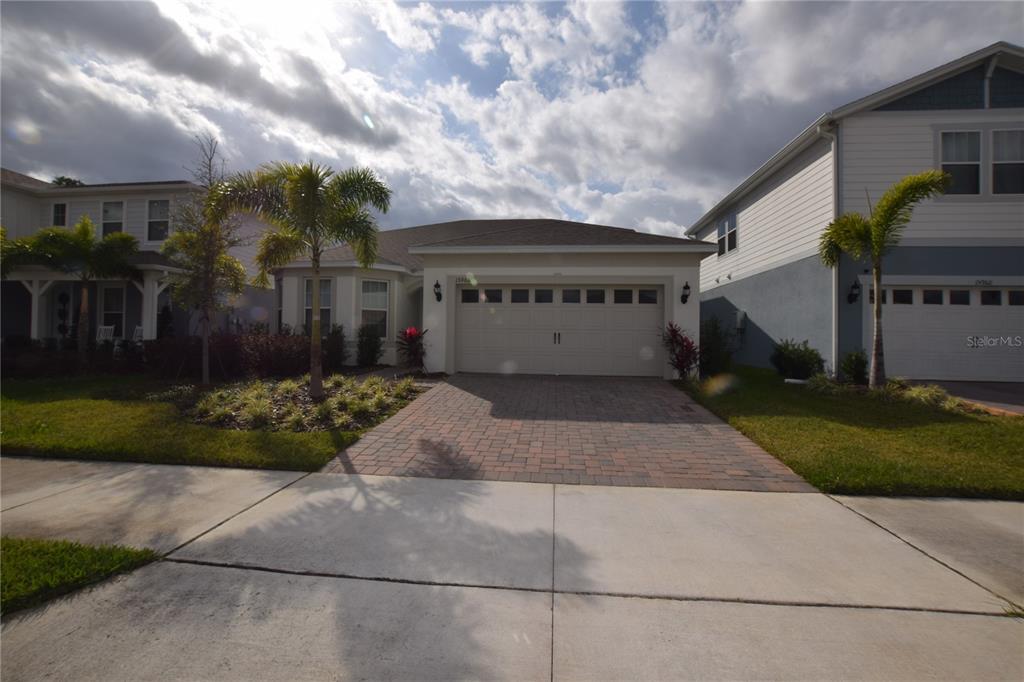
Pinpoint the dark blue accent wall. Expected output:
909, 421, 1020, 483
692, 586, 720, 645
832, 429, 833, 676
990, 67, 1024, 108
876, 66, 985, 111
700, 254, 833, 370
836, 245, 1024, 359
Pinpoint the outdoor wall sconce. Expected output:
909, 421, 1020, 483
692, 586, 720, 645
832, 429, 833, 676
680, 281, 691, 304
847, 280, 862, 304
433, 280, 442, 302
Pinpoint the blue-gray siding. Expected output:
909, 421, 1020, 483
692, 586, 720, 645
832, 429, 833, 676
700, 254, 833, 369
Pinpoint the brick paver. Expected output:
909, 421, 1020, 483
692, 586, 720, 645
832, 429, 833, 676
323, 375, 814, 492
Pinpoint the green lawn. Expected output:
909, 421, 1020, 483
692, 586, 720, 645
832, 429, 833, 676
0, 376, 354, 471
1, 537, 157, 614
683, 367, 1024, 499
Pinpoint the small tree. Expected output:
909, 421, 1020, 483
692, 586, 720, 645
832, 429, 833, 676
210, 162, 391, 400
51, 176, 85, 187
162, 134, 246, 384
17, 217, 139, 358
820, 170, 948, 387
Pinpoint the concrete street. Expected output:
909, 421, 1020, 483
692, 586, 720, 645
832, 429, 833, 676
2, 456, 1022, 680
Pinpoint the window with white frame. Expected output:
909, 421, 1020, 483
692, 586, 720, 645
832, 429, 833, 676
993, 130, 1024, 195
940, 131, 981, 194
361, 280, 388, 339
52, 203, 67, 226
147, 199, 170, 241
101, 201, 124, 236
100, 285, 125, 337
716, 215, 737, 255
304, 278, 331, 334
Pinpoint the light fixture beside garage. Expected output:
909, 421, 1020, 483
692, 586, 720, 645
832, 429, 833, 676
680, 282, 691, 304
847, 280, 862, 304
433, 280, 442, 302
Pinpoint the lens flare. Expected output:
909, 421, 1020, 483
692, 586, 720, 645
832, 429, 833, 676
362, 114, 375, 129
702, 373, 738, 396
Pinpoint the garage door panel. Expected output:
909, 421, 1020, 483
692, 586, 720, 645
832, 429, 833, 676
865, 288, 1023, 381
456, 285, 666, 376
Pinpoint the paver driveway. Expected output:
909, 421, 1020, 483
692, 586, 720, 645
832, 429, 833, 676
324, 374, 812, 491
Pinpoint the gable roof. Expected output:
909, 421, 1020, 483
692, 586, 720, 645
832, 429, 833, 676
319, 218, 713, 272
685, 41, 1024, 236
1, 168, 52, 192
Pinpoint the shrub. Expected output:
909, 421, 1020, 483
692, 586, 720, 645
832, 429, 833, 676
323, 324, 348, 373
238, 333, 310, 378
806, 372, 855, 396
699, 317, 735, 377
839, 350, 868, 385
662, 323, 699, 377
770, 339, 825, 380
357, 324, 384, 367
397, 326, 428, 372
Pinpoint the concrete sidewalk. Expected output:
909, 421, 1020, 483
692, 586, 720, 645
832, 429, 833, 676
1, 457, 1021, 681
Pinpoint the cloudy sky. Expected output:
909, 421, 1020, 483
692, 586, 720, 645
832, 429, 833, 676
2, 1, 1020, 233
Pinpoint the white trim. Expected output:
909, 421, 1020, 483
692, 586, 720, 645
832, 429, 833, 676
857, 274, 1024, 286
275, 260, 412, 274
991, 127, 1024, 195
100, 199, 126, 237
359, 278, 390, 340
143, 196, 172, 246
409, 243, 717, 255
49, 201, 68, 227
97, 282, 127, 339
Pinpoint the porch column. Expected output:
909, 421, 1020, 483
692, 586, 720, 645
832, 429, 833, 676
20, 279, 55, 340
135, 272, 169, 340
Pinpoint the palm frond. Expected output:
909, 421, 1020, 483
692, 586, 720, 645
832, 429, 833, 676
208, 170, 291, 229
870, 170, 949, 259
819, 213, 871, 267
253, 228, 305, 287
92, 232, 141, 280
327, 167, 392, 214
324, 207, 379, 268
284, 162, 331, 242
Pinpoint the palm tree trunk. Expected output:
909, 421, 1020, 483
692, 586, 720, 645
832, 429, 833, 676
77, 280, 90, 361
309, 260, 324, 400
869, 264, 886, 388
201, 308, 210, 385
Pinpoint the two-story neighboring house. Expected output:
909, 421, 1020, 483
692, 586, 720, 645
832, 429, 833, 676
688, 42, 1024, 382
1, 168, 271, 343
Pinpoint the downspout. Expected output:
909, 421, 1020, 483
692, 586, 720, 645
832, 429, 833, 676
984, 55, 998, 109
817, 119, 841, 374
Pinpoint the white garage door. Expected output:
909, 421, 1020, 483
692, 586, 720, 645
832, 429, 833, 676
864, 286, 1024, 381
456, 285, 666, 376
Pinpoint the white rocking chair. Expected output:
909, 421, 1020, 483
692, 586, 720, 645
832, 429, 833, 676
96, 326, 115, 343
132, 325, 144, 342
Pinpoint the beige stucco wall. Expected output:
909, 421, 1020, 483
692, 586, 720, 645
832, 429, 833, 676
420, 251, 707, 378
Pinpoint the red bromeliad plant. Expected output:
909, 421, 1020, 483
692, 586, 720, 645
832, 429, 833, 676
397, 326, 428, 372
662, 323, 699, 377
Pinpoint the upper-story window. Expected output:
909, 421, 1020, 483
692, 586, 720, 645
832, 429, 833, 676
940, 131, 981, 194
101, 201, 124, 237
992, 130, 1024, 195
147, 199, 170, 241
52, 203, 67, 226
716, 215, 737, 256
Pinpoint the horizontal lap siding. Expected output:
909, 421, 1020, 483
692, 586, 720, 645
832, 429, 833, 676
698, 137, 834, 292
841, 110, 1024, 241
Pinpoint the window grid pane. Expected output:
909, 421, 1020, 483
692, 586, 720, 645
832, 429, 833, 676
993, 130, 1024, 162
980, 290, 1002, 306
361, 309, 387, 338
511, 289, 529, 303
892, 289, 913, 305
586, 289, 605, 304
949, 290, 970, 305
941, 131, 980, 162
562, 289, 580, 303
534, 289, 553, 303
638, 289, 657, 304
361, 280, 388, 309
53, 204, 66, 226
613, 289, 632, 304
1008, 291, 1024, 306
923, 289, 943, 305
461, 289, 478, 303
483, 289, 502, 303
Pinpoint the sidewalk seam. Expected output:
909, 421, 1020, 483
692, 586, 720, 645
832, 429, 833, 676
161, 556, 1016, 619
826, 494, 1020, 610
163, 472, 312, 557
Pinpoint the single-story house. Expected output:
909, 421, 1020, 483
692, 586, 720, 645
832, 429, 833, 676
274, 219, 716, 377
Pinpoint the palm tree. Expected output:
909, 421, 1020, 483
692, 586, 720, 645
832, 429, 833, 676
17, 216, 140, 358
210, 162, 391, 399
820, 170, 948, 388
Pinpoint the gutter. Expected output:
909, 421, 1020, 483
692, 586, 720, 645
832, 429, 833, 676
408, 243, 718, 255
817, 120, 841, 372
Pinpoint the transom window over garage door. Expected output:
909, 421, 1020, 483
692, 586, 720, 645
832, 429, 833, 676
455, 285, 665, 376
